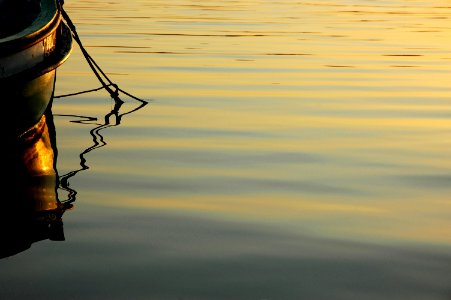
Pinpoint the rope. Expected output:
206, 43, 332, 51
53, 84, 114, 98
56, 0, 148, 105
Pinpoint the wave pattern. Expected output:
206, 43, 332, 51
44, 2, 451, 298
57, 0, 451, 244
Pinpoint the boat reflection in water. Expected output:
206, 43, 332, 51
2, 109, 71, 259
1, 91, 147, 259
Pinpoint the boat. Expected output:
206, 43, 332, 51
0, 0, 73, 137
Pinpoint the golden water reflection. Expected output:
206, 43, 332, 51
2, 114, 70, 259
1, 1, 451, 298
54, 0, 451, 248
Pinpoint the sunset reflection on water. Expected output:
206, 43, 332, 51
1, 0, 451, 299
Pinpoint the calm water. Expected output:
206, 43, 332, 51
2, 0, 451, 299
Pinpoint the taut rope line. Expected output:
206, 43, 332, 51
56, 0, 148, 104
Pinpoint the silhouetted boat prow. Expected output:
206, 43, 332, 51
0, 0, 72, 137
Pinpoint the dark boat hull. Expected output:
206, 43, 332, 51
4, 70, 56, 137
0, 0, 72, 137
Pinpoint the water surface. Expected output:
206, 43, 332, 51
1, 1, 451, 299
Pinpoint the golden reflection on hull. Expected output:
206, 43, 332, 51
1, 113, 69, 259
15, 115, 58, 210
1, 89, 146, 259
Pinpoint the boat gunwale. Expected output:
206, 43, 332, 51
0, 0, 62, 56
0, 21, 73, 84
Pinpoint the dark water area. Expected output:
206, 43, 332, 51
2, 206, 451, 300
1, 0, 451, 299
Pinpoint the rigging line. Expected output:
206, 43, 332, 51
54, 84, 114, 98
118, 87, 149, 104
57, 0, 148, 104
58, 0, 117, 98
